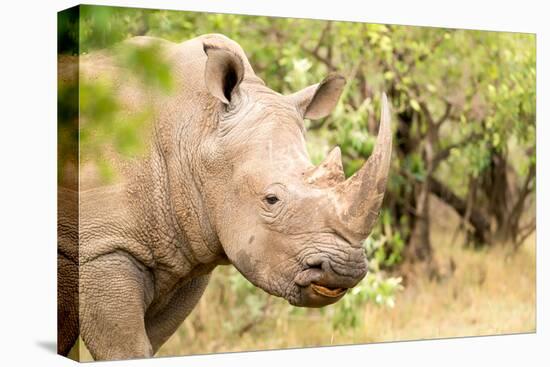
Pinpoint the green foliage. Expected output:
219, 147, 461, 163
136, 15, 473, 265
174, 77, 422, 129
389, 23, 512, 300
366, 210, 406, 267
330, 272, 403, 330
58, 7, 80, 54
117, 42, 175, 93
77, 77, 152, 182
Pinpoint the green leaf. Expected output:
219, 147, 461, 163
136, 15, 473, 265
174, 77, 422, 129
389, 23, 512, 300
410, 99, 421, 112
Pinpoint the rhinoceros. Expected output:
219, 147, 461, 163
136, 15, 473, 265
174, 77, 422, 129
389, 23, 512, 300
57, 33, 392, 360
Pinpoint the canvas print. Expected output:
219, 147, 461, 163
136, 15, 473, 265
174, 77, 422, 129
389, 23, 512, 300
57, 5, 536, 362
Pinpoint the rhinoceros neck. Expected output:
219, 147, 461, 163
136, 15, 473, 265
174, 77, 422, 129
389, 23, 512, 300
133, 146, 227, 284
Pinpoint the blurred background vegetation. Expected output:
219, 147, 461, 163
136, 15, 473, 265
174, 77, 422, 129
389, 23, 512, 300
58, 5, 536, 360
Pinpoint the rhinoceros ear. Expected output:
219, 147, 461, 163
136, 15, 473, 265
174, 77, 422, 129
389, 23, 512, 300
287, 74, 346, 120
204, 45, 245, 105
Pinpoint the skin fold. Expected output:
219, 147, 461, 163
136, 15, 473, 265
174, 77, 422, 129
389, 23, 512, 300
57, 34, 392, 360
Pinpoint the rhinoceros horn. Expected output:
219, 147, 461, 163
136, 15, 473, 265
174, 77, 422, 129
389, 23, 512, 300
336, 93, 393, 237
304, 146, 346, 187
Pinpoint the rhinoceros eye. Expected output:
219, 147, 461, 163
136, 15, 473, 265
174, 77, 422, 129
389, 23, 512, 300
264, 194, 280, 205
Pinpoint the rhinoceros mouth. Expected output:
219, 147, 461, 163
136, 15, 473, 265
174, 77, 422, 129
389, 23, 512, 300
310, 282, 348, 298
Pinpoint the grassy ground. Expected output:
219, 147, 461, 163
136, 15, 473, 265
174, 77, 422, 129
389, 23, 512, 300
76, 203, 536, 361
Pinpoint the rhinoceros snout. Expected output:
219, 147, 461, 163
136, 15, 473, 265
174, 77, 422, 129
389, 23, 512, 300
292, 251, 368, 307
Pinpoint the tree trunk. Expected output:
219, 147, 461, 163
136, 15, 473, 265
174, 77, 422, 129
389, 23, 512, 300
428, 176, 491, 246
406, 181, 432, 262
481, 150, 510, 241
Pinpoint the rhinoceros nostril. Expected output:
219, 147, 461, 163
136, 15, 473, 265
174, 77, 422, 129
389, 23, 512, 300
308, 262, 323, 270
304, 255, 324, 269
305, 256, 354, 276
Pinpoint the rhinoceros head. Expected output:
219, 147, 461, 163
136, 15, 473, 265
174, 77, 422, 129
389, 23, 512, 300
194, 40, 392, 307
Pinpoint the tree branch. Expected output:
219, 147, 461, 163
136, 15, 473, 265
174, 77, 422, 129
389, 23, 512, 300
428, 176, 491, 245
516, 218, 536, 247
436, 100, 452, 128
305, 47, 337, 71
432, 133, 483, 169
304, 21, 337, 71
313, 21, 331, 55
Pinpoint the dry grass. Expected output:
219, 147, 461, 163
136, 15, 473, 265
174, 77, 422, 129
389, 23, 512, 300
357, 235, 536, 343
76, 202, 536, 361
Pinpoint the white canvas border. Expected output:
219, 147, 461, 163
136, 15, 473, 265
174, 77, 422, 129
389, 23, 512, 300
0, 0, 546, 366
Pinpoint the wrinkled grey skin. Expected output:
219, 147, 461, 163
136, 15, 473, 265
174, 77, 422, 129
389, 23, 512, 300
57, 34, 392, 360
